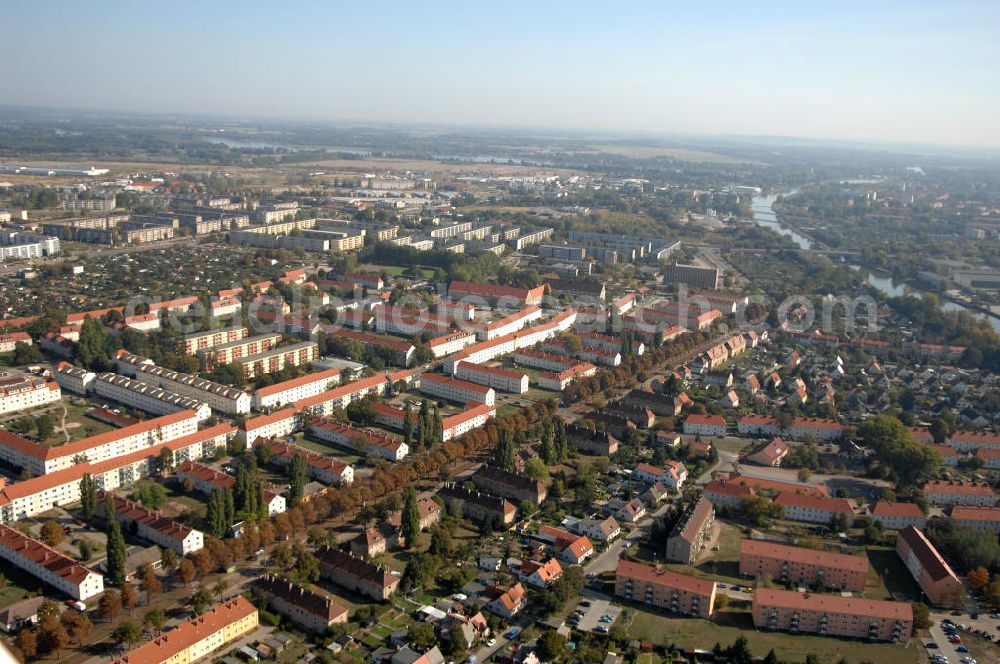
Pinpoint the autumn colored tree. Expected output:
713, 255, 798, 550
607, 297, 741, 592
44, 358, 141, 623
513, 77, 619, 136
14, 628, 36, 659
99, 589, 123, 623
175, 558, 196, 586
969, 566, 990, 590
141, 567, 163, 602
121, 583, 137, 612
39, 520, 64, 547
61, 610, 93, 645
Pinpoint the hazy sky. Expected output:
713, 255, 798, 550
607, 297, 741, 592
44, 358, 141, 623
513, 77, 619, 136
3, 1, 999, 147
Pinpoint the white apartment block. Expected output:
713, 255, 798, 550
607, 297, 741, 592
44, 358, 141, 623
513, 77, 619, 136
0, 407, 201, 476
293, 373, 397, 419
252, 368, 342, 411
441, 403, 496, 442
238, 408, 299, 446
455, 362, 529, 394
137, 364, 251, 415
0, 377, 61, 416
181, 326, 249, 356
420, 373, 496, 406
308, 420, 409, 462
537, 363, 598, 391
100, 494, 204, 555
477, 307, 542, 341
951, 507, 1000, 533
426, 331, 477, 359
0, 525, 103, 600
93, 373, 212, 422
0, 425, 234, 524
53, 362, 96, 395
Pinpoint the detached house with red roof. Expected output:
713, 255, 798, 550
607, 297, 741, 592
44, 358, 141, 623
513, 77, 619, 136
485, 582, 527, 619
537, 525, 594, 565
518, 558, 563, 589
746, 438, 788, 467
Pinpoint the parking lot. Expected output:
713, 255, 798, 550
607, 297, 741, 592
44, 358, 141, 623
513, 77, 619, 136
569, 597, 622, 633
925, 614, 998, 664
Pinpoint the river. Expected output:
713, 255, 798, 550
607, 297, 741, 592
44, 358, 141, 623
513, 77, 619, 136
750, 193, 1000, 333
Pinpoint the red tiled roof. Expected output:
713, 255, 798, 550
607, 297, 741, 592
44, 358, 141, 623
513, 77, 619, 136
753, 587, 911, 621
253, 368, 341, 398
871, 502, 924, 518
109, 597, 257, 664
741, 539, 867, 574
774, 492, 852, 513
616, 559, 715, 596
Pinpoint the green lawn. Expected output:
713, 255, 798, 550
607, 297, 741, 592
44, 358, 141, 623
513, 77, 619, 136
866, 546, 922, 600
625, 607, 918, 664
497, 404, 521, 417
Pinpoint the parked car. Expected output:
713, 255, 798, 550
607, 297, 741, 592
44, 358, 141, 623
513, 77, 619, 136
926, 643, 939, 649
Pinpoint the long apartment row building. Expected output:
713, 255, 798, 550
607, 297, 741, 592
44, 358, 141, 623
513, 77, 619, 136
442, 310, 578, 374
308, 419, 409, 462
93, 373, 212, 421
136, 364, 251, 415
615, 560, 716, 619
0, 376, 61, 416
251, 367, 341, 411
0, 424, 235, 524
98, 493, 204, 555
419, 373, 496, 406
265, 439, 354, 486
0, 409, 201, 476
752, 588, 911, 642
180, 326, 250, 356
739, 540, 868, 592
0, 524, 104, 600
454, 362, 529, 394
109, 597, 258, 664
372, 400, 496, 444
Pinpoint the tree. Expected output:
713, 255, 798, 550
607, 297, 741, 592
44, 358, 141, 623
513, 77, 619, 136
35, 414, 55, 442
36, 617, 68, 657
288, 454, 307, 503
797, 468, 812, 482
401, 487, 421, 549
131, 480, 168, 509
408, 623, 435, 650
141, 566, 163, 601
494, 427, 516, 472
160, 548, 178, 573
158, 447, 175, 475
80, 474, 97, 519
403, 403, 415, 448
121, 582, 137, 612
523, 457, 550, 483
859, 415, 941, 488
142, 608, 166, 634
99, 589, 123, 622
968, 567, 990, 591
40, 520, 64, 546
61, 609, 93, 645
206, 487, 231, 538
190, 585, 212, 616
537, 631, 566, 661
175, 558, 196, 586
14, 627, 36, 659
105, 500, 128, 586
111, 620, 143, 650
912, 602, 932, 630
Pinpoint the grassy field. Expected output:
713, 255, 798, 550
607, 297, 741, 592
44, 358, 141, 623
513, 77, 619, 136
657, 521, 744, 586
866, 546, 923, 600
624, 607, 919, 664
